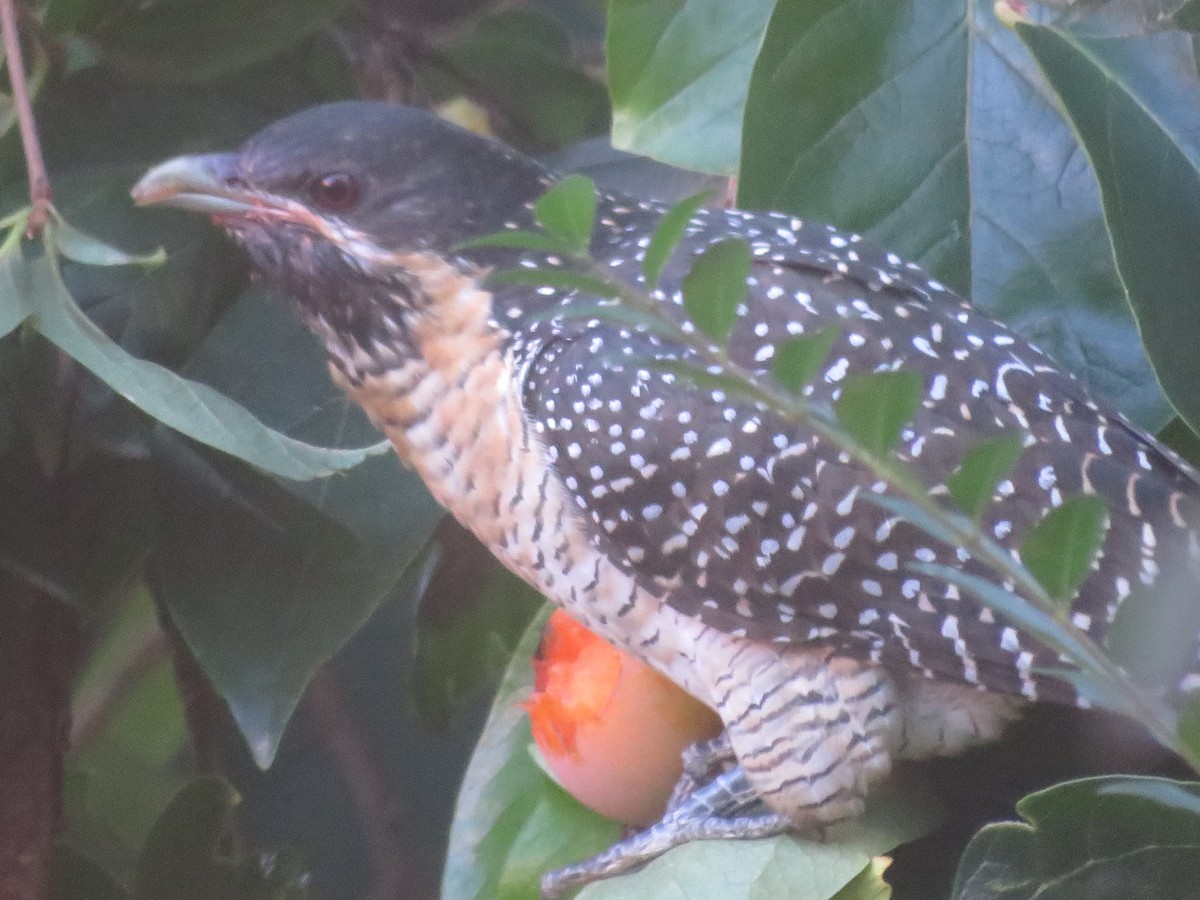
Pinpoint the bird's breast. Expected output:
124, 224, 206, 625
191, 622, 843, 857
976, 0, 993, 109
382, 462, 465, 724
320, 257, 725, 696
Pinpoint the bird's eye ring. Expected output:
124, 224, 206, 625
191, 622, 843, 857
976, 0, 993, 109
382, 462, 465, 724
308, 172, 361, 212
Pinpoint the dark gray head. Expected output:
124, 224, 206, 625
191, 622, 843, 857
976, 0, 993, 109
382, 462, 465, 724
132, 101, 550, 338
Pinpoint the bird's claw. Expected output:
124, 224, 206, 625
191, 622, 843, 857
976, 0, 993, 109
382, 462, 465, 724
540, 762, 789, 899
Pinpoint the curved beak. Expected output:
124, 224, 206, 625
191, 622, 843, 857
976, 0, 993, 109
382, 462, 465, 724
131, 153, 257, 217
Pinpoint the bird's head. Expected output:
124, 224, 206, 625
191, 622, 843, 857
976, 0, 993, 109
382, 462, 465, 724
131, 101, 551, 351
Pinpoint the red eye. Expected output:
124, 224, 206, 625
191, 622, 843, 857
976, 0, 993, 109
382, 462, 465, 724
308, 172, 361, 212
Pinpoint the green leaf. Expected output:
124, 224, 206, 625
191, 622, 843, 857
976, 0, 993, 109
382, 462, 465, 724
441, 607, 623, 900
151, 292, 444, 766
456, 229, 578, 256
771, 326, 838, 394
534, 175, 598, 255
90, 0, 347, 85
607, 0, 776, 174
1014, 23, 1200, 439
1019, 495, 1109, 605
411, 565, 545, 729
912, 563, 1113, 710
1159, 417, 1200, 469
681, 238, 751, 342
738, 0, 1172, 431
0, 241, 34, 338
642, 189, 712, 287
443, 607, 938, 900
864, 493, 976, 552
1039, 668, 1139, 716
946, 434, 1026, 521
50, 218, 166, 268
1178, 694, 1200, 761
488, 267, 618, 300
1104, 571, 1200, 689
65, 589, 190, 882
576, 784, 936, 900
134, 778, 310, 900
16, 250, 384, 481
833, 371, 923, 457
951, 776, 1200, 900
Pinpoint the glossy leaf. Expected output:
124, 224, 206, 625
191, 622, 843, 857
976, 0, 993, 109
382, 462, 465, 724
607, 0, 776, 174
151, 291, 443, 766
0, 242, 33, 338
50, 218, 166, 268
14, 251, 386, 481
441, 607, 622, 900
1019, 495, 1109, 605
772, 326, 838, 394
739, 0, 1171, 430
534, 174, 598, 254
643, 189, 712, 286
951, 776, 1200, 900
681, 238, 751, 342
1014, 23, 1200, 438
946, 434, 1027, 520
833, 371, 923, 457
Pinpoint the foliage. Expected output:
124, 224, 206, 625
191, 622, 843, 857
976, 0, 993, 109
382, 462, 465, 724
951, 776, 1200, 900
2, 0, 1200, 899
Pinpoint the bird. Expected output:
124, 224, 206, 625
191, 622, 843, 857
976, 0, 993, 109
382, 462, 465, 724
132, 100, 1200, 892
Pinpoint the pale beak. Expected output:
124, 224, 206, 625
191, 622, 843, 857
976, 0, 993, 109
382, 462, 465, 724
131, 153, 257, 217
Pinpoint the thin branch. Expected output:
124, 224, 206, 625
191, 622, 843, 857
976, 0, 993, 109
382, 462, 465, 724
70, 628, 170, 752
0, 574, 83, 900
303, 667, 435, 900
0, 0, 49, 236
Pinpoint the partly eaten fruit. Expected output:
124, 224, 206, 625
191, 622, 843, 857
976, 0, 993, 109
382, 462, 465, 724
525, 610, 723, 827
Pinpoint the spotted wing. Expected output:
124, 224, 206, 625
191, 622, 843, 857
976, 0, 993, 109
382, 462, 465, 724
521, 206, 1200, 703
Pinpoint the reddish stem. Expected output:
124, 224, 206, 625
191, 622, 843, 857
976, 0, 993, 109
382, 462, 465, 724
0, 0, 50, 236
0, 575, 83, 900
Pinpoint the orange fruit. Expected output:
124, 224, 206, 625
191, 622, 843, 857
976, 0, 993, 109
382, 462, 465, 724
525, 610, 723, 827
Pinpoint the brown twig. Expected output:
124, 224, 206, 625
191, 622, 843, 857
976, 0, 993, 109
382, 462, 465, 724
70, 627, 170, 752
0, 574, 83, 900
303, 667, 435, 900
0, 0, 49, 236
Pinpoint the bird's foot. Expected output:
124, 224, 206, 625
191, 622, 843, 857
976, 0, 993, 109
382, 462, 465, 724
665, 732, 737, 813
540, 764, 790, 899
